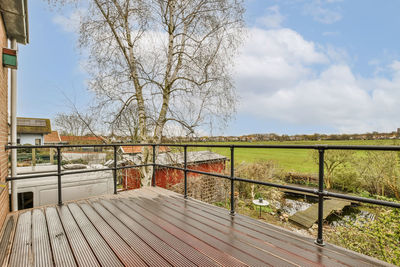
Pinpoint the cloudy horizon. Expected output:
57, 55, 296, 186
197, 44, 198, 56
17, 0, 400, 136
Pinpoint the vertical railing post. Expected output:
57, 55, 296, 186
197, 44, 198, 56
230, 146, 235, 216
184, 145, 188, 198
152, 145, 156, 187
57, 146, 62, 205
315, 148, 325, 246
113, 145, 117, 194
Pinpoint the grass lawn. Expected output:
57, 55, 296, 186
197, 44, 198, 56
186, 139, 400, 174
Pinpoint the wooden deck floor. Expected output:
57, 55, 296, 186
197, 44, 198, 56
0, 187, 393, 267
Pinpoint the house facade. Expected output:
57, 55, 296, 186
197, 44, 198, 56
17, 117, 51, 145
0, 0, 29, 229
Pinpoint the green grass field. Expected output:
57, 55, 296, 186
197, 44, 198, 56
188, 139, 400, 174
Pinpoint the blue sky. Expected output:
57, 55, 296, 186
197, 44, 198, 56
17, 0, 400, 136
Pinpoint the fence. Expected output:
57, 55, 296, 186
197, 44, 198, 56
6, 143, 400, 246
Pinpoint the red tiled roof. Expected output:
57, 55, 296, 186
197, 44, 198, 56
44, 131, 61, 143
121, 146, 170, 154
60, 135, 105, 142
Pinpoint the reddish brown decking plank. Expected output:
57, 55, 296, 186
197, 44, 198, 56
78, 202, 147, 267
101, 199, 222, 267
32, 209, 53, 267
131, 193, 304, 267
3, 187, 393, 267
122, 197, 277, 266
153, 191, 343, 267
110, 198, 246, 267
88, 201, 176, 267
9, 211, 31, 267
147, 193, 326, 267
159, 188, 386, 267
57, 205, 100, 267
45, 207, 76, 267
0, 215, 17, 266
67, 203, 123, 267
164, 193, 372, 267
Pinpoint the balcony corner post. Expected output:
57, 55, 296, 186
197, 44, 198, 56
315, 148, 325, 246
152, 145, 156, 187
113, 145, 117, 194
184, 145, 188, 199
230, 145, 235, 216
57, 146, 62, 205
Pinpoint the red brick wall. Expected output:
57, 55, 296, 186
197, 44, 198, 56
123, 161, 226, 190
0, 13, 9, 229
122, 168, 141, 190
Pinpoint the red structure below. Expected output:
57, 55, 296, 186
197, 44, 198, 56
122, 161, 226, 190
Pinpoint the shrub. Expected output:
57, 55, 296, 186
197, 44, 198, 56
235, 161, 284, 201
327, 208, 400, 265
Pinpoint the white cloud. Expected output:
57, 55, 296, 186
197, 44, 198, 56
234, 27, 400, 133
256, 5, 285, 29
323, 44, 349, 63
235, 28, 327, 94
53, 9, 85, 33
390, 60, 400, 75
304, 0, 342, 24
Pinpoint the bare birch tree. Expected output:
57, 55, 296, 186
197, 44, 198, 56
54, 112, 95, 136
49, 0, 245, 185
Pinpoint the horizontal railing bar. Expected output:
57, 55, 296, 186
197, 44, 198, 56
6, 172, 60, 181
156, 164, 232, 180
17, 170, 58, 175
62, 168, 113, 176
158, 164, 315, 192
324, 191, 400, 208
163, 144, 323, 149
117, 164, 153, 170
234, 177, 318, 195
6, 144, 103, 149
158, 164, 400, 208
6, 143, 400, 151
5, 143, 153, 149
163, 144, 400, 151
6, 168, 112, 180
62, 164, 153, 175
6, 164, 153, 181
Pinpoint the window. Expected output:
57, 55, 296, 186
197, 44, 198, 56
17, 139, 20, 144
35, 139, 41, 145
17, 192, 33, 210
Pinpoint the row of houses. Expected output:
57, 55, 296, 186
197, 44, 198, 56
15, 117, 105, 146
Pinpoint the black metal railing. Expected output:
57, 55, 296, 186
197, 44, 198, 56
6, 143, 400, 247
6, 144, 154, 206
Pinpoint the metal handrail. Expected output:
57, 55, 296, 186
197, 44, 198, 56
5, 142, 400, 246
8, 143, 400, 150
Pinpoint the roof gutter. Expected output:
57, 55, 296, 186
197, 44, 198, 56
0, 0, 29, 44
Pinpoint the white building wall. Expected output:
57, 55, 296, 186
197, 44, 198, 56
17, 133, 44, 145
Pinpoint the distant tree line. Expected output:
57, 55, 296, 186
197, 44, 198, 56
162, 131, 400, 143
